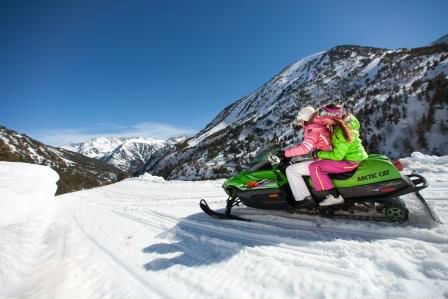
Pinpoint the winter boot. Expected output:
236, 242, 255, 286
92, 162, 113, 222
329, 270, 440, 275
319, 189, 344, 206
295, 196, 317, 209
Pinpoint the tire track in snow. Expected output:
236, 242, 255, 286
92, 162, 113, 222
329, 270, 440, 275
99, 198, 447, 272
107, 207, 369, 296
107, 209, 219, 267
23, 223, 71, 299
101, 208, 239, 298
108, 208, 362, 279
108, 203, 448, 272
248, 214, 448, 244
79, 189, 448, 298
69, 212, 176, 299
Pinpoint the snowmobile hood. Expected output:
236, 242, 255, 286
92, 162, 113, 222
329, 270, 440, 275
223, 169, 288, 192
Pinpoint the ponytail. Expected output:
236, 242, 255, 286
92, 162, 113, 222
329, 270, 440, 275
333, 119, 353, 143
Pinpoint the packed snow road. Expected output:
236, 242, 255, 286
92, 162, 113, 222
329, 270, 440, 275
1, 153, 448, 299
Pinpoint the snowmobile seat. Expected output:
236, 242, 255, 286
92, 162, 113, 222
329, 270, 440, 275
328, 168, 357, 180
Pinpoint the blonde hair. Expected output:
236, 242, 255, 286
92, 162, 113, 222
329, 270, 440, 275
333, 119, 353, 143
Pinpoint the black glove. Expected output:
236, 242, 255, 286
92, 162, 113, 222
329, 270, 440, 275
273, 150, 287, 164
272, 149, 286, 160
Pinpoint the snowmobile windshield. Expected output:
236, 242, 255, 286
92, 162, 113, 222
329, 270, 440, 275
248, 150, 277, 171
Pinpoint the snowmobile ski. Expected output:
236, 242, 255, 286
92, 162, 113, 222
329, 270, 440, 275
415, 191, 442, 224
405, 173, 442, 224
199, 199, 250, 221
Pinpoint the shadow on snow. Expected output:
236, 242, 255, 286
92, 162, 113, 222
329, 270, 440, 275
140, 206, 440, 271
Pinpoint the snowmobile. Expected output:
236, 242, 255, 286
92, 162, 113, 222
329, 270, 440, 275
200, 152, 442, 224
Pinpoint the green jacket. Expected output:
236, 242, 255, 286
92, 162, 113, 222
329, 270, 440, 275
317, 115, 368, 162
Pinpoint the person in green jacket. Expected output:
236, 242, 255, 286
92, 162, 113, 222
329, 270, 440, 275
309, 104, 368, 206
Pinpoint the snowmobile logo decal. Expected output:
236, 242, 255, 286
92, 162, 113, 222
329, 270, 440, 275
357, 170, 389, 182
242, 179, 276, 189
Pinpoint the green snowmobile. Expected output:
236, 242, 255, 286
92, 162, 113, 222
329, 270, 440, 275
200, 152, 441, 223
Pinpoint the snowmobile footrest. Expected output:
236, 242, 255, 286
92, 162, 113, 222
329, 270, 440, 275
199, 199, 250, 221
415, 191, 442, 224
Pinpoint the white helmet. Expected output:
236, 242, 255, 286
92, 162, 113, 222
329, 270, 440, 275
296, 106, 315, 122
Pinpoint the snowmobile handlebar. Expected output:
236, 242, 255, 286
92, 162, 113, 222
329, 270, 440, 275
266, 152, 282, 165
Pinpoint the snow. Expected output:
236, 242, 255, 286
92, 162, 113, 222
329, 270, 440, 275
124, 137, 165, 146
0, 162, 58, 299
1, 154, 448, 299
362, 57, 381, 80
62, 136, 168, 172
62, 137, 129, 159
0, 162, 58, 227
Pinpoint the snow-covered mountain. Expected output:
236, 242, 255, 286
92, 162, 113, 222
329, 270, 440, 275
102, 138, 166, 173
63, 137, 168, 173
143, 38, 448, 180
63, 137, 125, 159
0, 126, 127, 194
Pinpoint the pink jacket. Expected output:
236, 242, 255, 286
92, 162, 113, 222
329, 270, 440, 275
285, 118, 332, 157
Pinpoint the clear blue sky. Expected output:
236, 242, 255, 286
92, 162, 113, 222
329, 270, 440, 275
1, 0, 447, 145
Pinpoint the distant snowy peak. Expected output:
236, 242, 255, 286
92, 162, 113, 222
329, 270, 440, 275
63, 136, 171, 173
166, 136, 187, 145
122, 137, 165, 146
102, 139, 166, 173
63, 137, 125, 159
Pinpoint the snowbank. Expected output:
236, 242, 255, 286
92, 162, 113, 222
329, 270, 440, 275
405, 151, 448, 165
0, 162, 59, 298
401, 152, 448, 188
130, 172, 166, 183
0, 162, 59, 227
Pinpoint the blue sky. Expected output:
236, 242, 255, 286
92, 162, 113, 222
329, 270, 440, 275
1, 0, 447, 145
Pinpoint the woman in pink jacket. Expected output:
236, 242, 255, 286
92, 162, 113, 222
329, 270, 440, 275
283, 106, 332, 208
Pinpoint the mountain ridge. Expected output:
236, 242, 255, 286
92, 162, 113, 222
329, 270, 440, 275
142, 42, 448, 180
62, 136, 168, 173
0, 126, 128, 194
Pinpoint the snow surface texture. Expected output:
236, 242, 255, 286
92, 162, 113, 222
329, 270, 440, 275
1, 154, 448, 299
0, 162, 58, 299
0, 162, 58, 226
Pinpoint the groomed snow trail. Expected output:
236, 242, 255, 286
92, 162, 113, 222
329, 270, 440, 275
3, 154, 448, 299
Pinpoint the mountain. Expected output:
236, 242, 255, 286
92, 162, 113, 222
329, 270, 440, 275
63, 137, 128, 159
0, 126, 128, 194
142, 41, 448, 180
63, 137, 167, 173
430, 33, 448, 46
102, 138, 166, 173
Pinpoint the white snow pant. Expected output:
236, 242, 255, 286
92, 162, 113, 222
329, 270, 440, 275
285, 161, 313, 202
